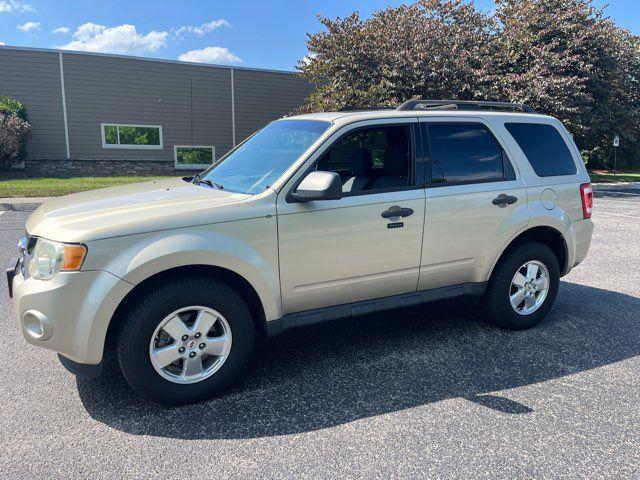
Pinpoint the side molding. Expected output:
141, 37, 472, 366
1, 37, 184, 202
266, 282, 486, 336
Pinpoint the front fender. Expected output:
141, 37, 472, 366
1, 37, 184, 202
83, 218, 281, 321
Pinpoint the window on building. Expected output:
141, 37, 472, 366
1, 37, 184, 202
101, 124, 163, 149
175, 146, 215, 169
427, 123, 507, 184
505, 123, 577, 177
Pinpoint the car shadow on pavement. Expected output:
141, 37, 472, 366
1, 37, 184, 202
77, 281, 640, 439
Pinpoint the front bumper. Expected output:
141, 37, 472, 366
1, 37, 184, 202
58, 354, 103, 379
11, 267, 134, 365
6, 263, 16, 298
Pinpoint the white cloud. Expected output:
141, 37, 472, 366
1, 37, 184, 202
52, 26, 69, 34
174, 19, 229, 38
178, 46, 241, 65
58, 23, 168, 55
17, 20, 39, 32
300, 53, 316, 66
0, 40, 5, 45
0, 1, 34, 13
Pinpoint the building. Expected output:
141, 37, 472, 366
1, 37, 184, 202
0, 46, 314, 175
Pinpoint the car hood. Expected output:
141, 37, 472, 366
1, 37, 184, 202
26, 178, 253, 242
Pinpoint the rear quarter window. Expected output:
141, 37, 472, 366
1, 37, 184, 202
505, 123, 577, 177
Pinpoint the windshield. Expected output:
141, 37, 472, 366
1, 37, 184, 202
200, 119, 331, 194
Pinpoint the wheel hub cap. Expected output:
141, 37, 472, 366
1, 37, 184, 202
509, 260, 550, 316
149, 306, 232, 385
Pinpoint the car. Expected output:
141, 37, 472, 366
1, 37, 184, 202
8, 99, 594, 405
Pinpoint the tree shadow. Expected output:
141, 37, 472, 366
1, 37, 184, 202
77, 281, 640, 439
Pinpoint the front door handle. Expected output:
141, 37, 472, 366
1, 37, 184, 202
382, 206, 414, 218
492, 194, 518, 206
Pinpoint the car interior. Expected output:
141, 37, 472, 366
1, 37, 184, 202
316, 126, 412, 193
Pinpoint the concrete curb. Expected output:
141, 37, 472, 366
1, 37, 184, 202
0, 202, 42, 212
592, 181, 640, 190
0, 198, 51, 212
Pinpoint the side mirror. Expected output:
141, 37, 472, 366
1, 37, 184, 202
290, 171, 343, 202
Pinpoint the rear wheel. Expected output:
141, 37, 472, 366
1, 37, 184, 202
116, 277, 255, 405
482, 242, 560, 330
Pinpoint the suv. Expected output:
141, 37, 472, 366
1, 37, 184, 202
8, 100, 594, 405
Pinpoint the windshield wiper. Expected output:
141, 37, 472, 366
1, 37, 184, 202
199, 179, 224, 190
191, 173, 224, 190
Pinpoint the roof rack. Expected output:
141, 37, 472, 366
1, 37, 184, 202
338, 106, 396, 112
396, 99, 536, 113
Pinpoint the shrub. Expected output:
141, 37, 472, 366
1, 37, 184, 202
0, 96, 32, 168
0, 95, 28, 121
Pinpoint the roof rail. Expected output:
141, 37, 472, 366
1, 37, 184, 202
396, 99, 536, 113
338, 106, 396, 112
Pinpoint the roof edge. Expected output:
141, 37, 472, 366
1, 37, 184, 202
0, 44, 299, 76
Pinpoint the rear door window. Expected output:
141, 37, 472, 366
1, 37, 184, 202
505, 123, 577, 177
426, 123, 508, 184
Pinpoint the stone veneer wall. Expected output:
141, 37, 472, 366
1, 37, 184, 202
23, 159, 200, 176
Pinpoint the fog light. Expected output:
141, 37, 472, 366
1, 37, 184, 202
22, 310, 53, 341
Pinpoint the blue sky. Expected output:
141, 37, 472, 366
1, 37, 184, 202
0, 0, 638, 71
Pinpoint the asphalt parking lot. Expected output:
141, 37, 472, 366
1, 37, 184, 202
0, 186, 639, 479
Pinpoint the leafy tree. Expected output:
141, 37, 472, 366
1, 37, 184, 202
297, 0, 640, 168
297, 0, 496, 112
494, 0, 640, 168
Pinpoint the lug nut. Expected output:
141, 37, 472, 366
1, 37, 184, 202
199, 343, 206, 349
181, 335, 189, 341
194, 332, 201, 339
178, 347, 185, 353
189, 352, 197, 358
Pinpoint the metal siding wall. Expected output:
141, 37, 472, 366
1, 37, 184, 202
62, 54, 234, 162
234, 69, 314, 143
0, 49, 67, 159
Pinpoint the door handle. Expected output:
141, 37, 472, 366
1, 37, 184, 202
382, 206, 414, 218
492, 194, 518, 206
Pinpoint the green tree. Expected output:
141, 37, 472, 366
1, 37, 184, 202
297, 0, 640, 168
494, 0, 640, 168
297, 0, 496, 112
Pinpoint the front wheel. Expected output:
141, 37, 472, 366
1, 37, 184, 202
481, 242, 560, 330
116, 277, 255, 405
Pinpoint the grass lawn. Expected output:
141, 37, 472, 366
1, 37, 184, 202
0, 176, 174, 198
588, 171, 640, 183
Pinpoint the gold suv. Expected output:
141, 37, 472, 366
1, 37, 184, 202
9, 100, 594, 405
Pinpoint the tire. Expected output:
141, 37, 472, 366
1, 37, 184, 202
116, 276, 255, 405
481, 241, 560, 330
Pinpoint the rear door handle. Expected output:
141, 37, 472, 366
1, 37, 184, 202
382, 206, 414, 218
492, 194, 518, 206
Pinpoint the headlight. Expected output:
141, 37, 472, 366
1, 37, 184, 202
28, 238, 87, 280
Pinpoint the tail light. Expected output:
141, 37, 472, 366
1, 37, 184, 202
580, 183, 593, 219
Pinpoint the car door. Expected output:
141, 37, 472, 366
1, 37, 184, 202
418, 118, 530, 291
277, 119, 427, 314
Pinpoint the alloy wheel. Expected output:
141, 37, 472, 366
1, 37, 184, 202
148, 306, 232, 384
509, 260, 550, 315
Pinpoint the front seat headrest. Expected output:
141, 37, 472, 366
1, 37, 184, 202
383, 146, 408, 176
349, 148, 373, 176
